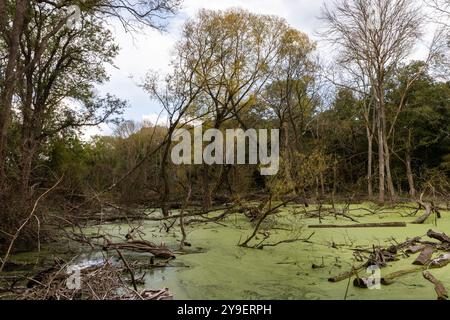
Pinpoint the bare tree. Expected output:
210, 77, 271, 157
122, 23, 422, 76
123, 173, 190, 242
144, 43, 205, 216
321, 0, 424, 202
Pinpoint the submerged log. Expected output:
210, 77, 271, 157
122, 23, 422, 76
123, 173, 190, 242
423, 271, 448, 300
104, 240, 175, 259
413, 246, 434, 265
328, 264, 365, 282
381, 267, 423, 285
309, 222, 406, 229
427, 229, 450, 244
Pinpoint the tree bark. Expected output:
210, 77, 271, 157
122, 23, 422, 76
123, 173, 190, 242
0, 0, 29, 189
381, 105, 396, 200
201, 165, 212, 212
377, 106, 385, 203
384, 140, 396, 200
406, 129, 415, 197
412, 246, 434, 265
308, 222, 406, 228
427, 229, 450, 244
406, 153, 415, 198
423, 271, 448, 300
160, 139, 171, 217
367, 127, 373, 198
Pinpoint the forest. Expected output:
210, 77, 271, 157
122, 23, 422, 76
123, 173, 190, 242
0, 0, 449, 300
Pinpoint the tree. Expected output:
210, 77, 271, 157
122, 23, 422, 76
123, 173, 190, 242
0, 0, 181, 190
261, 28, 318, 196
0, 0, 180, 249
167, 9, 292, 210
321, 0, 425, 202
387, 62, 450, 196
15, 10, 126, 195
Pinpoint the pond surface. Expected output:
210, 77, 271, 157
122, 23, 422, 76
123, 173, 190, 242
3, 203, 450, 300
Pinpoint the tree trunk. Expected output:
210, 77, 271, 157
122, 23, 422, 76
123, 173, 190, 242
405, 130, 415, 197
320, 172, 325, 198
160, 140, 171, 217
201, 165, 212, 212
377, 107, 385, 203
406, 152, 415, 198
381, 105, 396, 201
332, 157, 337, 199
19, 139, 36, 197
0, 0, 29, 189
384, 137, 396, 201
281, 121, 295, 191
366, 127, 373, 198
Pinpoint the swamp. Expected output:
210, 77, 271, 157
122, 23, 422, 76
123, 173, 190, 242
2, 201, 450, 300
0, 0, 449, 301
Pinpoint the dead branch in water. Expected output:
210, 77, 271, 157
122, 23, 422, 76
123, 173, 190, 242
380, 267, 423, 285
412, 246, 434, 265
115, 249, 138, 291
14, 258, 173, 300
104, 240, 175, 259
239, 196, 297, 248
426, 229, 450, 243
0, 175, 63, 273
423, 271, 448, 300
411, 194, 441, 224
255, 232, 315, 249
308, 222, 407, 228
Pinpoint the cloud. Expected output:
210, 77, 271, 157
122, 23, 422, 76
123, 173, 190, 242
142, 113, 169, 127
81, 123, 113, 141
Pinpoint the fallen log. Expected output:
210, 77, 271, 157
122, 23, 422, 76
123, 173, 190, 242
413, 246, 434, 265
406, 245, 426, 254
309, 222, 406, 229
423, 271, 448, 300
429, 253, 450, 268
427, 229, 450, 244
381, 267, 423, 285
386, 237, 421, 254
104, 240, 175, 259
353, 265, 421, 289
328, 264, 365, 282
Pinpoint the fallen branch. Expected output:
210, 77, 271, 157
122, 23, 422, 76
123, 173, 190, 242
239, 196, 295, 247
115, 249, 137, 291
0, 175, 63, 273
104, 240, 175, 259
308, 222, 406, 229
413, 246, 434, 265
256, 232, 315, 249
381, 267, 423, 285
423, 271, 448, 300
427, 229, 450, 244
411, 195, 440, 224
328, 264, 366, 282
429, 253, 450, 268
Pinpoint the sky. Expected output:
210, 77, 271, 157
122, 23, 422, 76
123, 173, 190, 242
86, 0, 331, 137
86, 0, 437, 138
